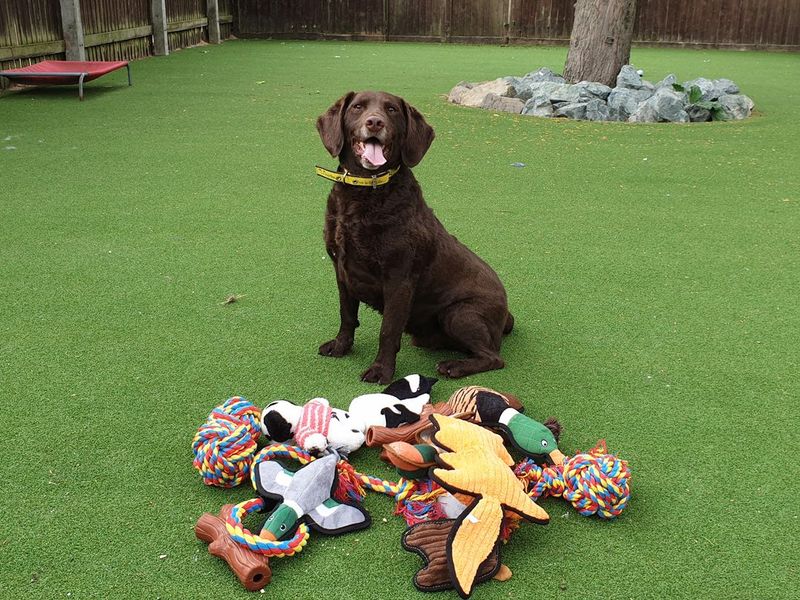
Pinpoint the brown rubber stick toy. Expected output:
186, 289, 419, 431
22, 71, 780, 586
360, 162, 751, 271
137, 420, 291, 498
195, 504, 272, 591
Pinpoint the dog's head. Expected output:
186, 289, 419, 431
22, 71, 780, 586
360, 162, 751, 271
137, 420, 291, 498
316, 91, 435, 173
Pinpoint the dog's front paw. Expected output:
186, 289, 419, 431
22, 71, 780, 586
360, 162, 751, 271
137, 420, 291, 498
361, 362, 395, 385
319, 337, 352, 357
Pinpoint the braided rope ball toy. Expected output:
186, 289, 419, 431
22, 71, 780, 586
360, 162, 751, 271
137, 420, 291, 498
192, 397, 262, 488
514, 440, 631, 519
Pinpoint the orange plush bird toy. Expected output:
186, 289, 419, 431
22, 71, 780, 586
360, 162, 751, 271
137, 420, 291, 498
403, 415, 550, 598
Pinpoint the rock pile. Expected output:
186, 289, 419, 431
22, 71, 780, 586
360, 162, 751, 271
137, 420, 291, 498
448, 65, 754, 123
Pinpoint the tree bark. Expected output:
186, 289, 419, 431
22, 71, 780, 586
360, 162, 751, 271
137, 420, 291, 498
563, 0, 638, 87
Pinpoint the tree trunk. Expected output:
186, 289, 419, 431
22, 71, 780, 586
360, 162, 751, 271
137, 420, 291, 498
563, 0, 638, 87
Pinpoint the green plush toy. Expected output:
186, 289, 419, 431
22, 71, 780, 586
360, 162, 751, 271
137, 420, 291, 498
473, 391, 565, 465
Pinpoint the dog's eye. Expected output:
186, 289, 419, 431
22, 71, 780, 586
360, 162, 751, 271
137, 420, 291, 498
352, 103, 363, 110
387, 106, 397, 113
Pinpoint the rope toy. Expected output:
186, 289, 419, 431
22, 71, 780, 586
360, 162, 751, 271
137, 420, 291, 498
192, 397, 261, 488
514, 440, 630, 519
225, 497, 311, 557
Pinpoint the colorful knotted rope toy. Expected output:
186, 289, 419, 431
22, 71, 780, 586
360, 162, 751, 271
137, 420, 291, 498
192, 397, 261, 488
514, 440, 630, 519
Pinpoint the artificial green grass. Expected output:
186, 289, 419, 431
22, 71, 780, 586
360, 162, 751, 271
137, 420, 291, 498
1, 40, 798, 599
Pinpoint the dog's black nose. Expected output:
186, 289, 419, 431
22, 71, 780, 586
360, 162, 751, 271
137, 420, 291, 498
365, 116, 384, 132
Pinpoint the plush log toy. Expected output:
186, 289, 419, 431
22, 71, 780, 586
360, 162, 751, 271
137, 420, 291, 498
366, 385, 525, 449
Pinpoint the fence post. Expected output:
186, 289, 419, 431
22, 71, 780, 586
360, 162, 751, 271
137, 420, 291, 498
151, 0, 169, 55
443, 0, 452, 43
383, 0, 389, 41
59, 0, 86, 60
505, 0, 513, 45
207, 0, 221, 44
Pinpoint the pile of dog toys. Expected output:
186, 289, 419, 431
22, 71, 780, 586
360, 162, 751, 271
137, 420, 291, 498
191, 375, 631, 597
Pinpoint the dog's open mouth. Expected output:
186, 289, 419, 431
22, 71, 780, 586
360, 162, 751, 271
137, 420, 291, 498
354, 137, 388, 168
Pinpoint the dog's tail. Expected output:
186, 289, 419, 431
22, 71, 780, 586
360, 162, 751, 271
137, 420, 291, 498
503, 312, 514, 335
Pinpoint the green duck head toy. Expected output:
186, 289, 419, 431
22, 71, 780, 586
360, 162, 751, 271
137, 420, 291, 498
474, 391, 565, 465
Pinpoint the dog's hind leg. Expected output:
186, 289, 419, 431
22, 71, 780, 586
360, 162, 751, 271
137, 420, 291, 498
435, 304, 506, 378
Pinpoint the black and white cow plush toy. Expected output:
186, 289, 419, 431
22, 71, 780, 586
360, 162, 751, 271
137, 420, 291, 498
348, 374, 438, 431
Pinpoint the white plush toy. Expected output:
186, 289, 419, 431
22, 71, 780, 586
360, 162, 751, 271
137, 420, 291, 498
260, 397, 365, 457
348, 374, 438, 431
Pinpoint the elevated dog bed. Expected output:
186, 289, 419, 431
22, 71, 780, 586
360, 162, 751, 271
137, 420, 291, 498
0, 60, 131, 100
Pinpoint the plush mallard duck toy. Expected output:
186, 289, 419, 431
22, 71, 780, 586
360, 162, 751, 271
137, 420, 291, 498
252, 452, 370, 540
471, 390, 565, 465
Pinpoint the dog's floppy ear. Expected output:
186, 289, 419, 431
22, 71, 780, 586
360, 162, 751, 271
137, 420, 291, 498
401, 100, 435, 167
317, 91, 355, 157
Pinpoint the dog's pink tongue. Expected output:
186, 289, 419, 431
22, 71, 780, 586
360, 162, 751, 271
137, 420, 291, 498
363, 141, 387, 166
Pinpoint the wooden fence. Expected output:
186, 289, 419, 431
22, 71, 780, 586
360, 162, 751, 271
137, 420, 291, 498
2, 0, 797, 87
235, 0, 800, 50
0, 0, 234, 75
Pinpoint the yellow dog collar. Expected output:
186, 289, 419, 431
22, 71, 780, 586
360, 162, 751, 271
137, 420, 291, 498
315, 165, 400, 188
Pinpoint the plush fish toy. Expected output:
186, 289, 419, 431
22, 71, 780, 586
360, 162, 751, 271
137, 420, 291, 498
253, 453, 370, 541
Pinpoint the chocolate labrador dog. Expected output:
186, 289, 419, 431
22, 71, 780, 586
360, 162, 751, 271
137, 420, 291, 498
316, 91, 513, 384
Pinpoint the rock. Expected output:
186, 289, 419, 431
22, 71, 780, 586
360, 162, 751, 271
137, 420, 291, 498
716, 93, 754, 120
448, 81, 474, 104
480, 93, 525, 114
550, 84, 593, 104
630, 88, 689, 123
655, 74, 677, 89
523, 67, 565, 84
448, 69, 751, 123
682, 77, 715, 101
458, 78, 518, 107
515, 80, 567, 102
607, 87, 654, 120
509, 78, 532, 99
713, 78, 740, 97
574, 81, 613, 100
617, 65, 647, 90
686, 104, 712, 122
555, 102, 588, 120
585, 98, 611, 121
521, 95, 554, 118
629, 102, 658, 123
